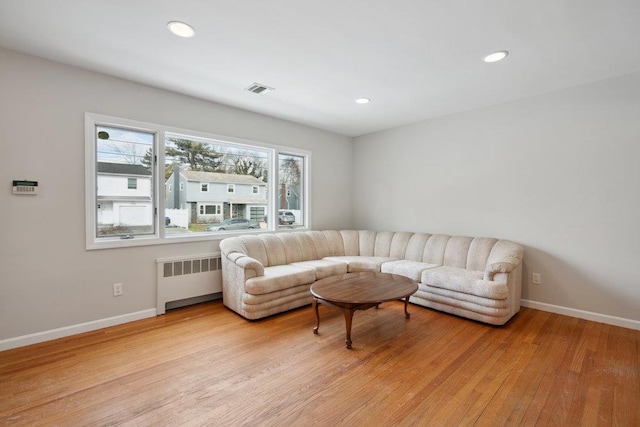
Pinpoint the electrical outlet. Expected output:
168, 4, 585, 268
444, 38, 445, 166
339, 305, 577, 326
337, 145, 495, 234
113, 283, 123, 296
531, 273, 541, 285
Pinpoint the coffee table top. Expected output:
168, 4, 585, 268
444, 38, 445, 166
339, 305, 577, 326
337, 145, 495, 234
310, 272, 418, 304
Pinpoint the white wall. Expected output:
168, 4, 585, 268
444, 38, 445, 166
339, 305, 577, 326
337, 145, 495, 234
353, 72, 640, 323
0, 47, 353, 343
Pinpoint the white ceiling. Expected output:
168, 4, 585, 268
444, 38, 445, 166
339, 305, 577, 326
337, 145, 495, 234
1, 1, 639, 137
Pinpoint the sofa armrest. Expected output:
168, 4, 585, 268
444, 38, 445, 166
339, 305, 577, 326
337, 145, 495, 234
483, 262, 516, 281
227, 252, 265, 278
484, 240, 524, 281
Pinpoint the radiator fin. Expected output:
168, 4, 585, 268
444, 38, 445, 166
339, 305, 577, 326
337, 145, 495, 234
163, 256, 221, 278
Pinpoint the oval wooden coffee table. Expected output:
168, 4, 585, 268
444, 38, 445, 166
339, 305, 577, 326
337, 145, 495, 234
310, 272, 418, 349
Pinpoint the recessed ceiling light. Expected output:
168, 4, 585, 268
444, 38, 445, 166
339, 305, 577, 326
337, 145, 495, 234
355, 98, 371, 104
167, 21, 196, 38
483, 51, 509, 63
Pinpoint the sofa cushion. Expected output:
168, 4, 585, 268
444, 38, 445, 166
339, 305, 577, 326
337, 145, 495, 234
277, 233, 305, 264
340, 230, 360, 256
421, 266, 508, 299
404, 233, 432, 261
388, 232, 413, 258
323, 230, 347, 256
260, 234, 288, 266
245, 265, 315, 295
358, 230, 377, 256
323, 256, 396, 272
422, 234, 449, 265
466, 238, 498, 271
290, 259, 348, 280
443, 236, 474, 268
237, 235, 269, 266
243, 284, 312, 306
306, 231, 331, 258
381, 260, 438, 281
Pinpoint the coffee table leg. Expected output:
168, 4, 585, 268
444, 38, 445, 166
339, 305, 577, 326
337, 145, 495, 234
404, 297, 411, 319
343, 309, 354, 349
313, 298, 320, 334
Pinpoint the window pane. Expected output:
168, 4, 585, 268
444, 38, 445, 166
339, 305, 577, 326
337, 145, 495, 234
278, 153, 304, 227
95, 126, 154, 238
164, 134, 269, 234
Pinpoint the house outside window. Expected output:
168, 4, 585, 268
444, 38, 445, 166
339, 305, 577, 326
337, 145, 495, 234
86, 113, 310, 249
90, 124, 155, 242
278, 153, 305, 227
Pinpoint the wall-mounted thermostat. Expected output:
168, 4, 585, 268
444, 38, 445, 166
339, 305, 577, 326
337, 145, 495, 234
12, 180, 38, 195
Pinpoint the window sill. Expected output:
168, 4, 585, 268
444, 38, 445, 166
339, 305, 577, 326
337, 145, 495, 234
86, 226, 309, 250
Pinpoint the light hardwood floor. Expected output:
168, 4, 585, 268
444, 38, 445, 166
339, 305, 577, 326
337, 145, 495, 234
1, 300, 638, 426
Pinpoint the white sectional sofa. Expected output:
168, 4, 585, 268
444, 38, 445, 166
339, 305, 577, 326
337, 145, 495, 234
219, 230, 524, 325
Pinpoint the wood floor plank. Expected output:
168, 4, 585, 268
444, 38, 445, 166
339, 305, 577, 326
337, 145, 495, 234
1, 301, 638, 426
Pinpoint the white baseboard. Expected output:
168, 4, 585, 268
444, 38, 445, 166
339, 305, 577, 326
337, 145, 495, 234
521, 299, 640, 331
0, 309, 156, 352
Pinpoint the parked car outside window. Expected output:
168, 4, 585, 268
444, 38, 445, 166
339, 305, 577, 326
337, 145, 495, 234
206, 218, 258, 232
278, 210, 295, 225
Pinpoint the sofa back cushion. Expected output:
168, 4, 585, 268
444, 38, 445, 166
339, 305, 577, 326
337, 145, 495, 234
237, 235, 269, 266
277, 232, 305, 264
466, 238, 499, 271
486, 239, 525, 268
405, 233, 432, 261
260, 234, 288, 266
340, 230, 360, 256
388, 232, 413, 258
358, 230, 377, 256
422, 234, 449, 265
222, 230, 517, 273
293, 232, 318, 261
307, 231, 331, 258
443, 236, 474, 268
323, 230, 346, 256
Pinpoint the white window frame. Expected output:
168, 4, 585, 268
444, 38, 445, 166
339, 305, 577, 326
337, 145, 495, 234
252, 185, 259, 194
201, 183, 209, 192
227, 184, 235, 194
85, 112, 311, 249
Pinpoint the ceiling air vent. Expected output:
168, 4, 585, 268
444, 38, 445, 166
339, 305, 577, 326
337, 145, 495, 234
245, 83, 274, 95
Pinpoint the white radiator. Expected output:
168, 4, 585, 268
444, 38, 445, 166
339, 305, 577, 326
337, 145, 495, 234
156, 252, 222, 314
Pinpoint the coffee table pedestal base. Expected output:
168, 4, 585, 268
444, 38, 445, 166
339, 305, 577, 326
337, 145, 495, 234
312, 297, 412, 349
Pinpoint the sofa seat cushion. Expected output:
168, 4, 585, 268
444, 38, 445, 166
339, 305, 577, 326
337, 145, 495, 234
243, 283, 312, 306
290, 259, 348, 280
381, 260, 438, 281
245, 265, 315, 295
241, 285, 313, 319
323, 256, 397, 272
421, 266, 508, 299
410, 292, 512, 325
415, 284, 509, 309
